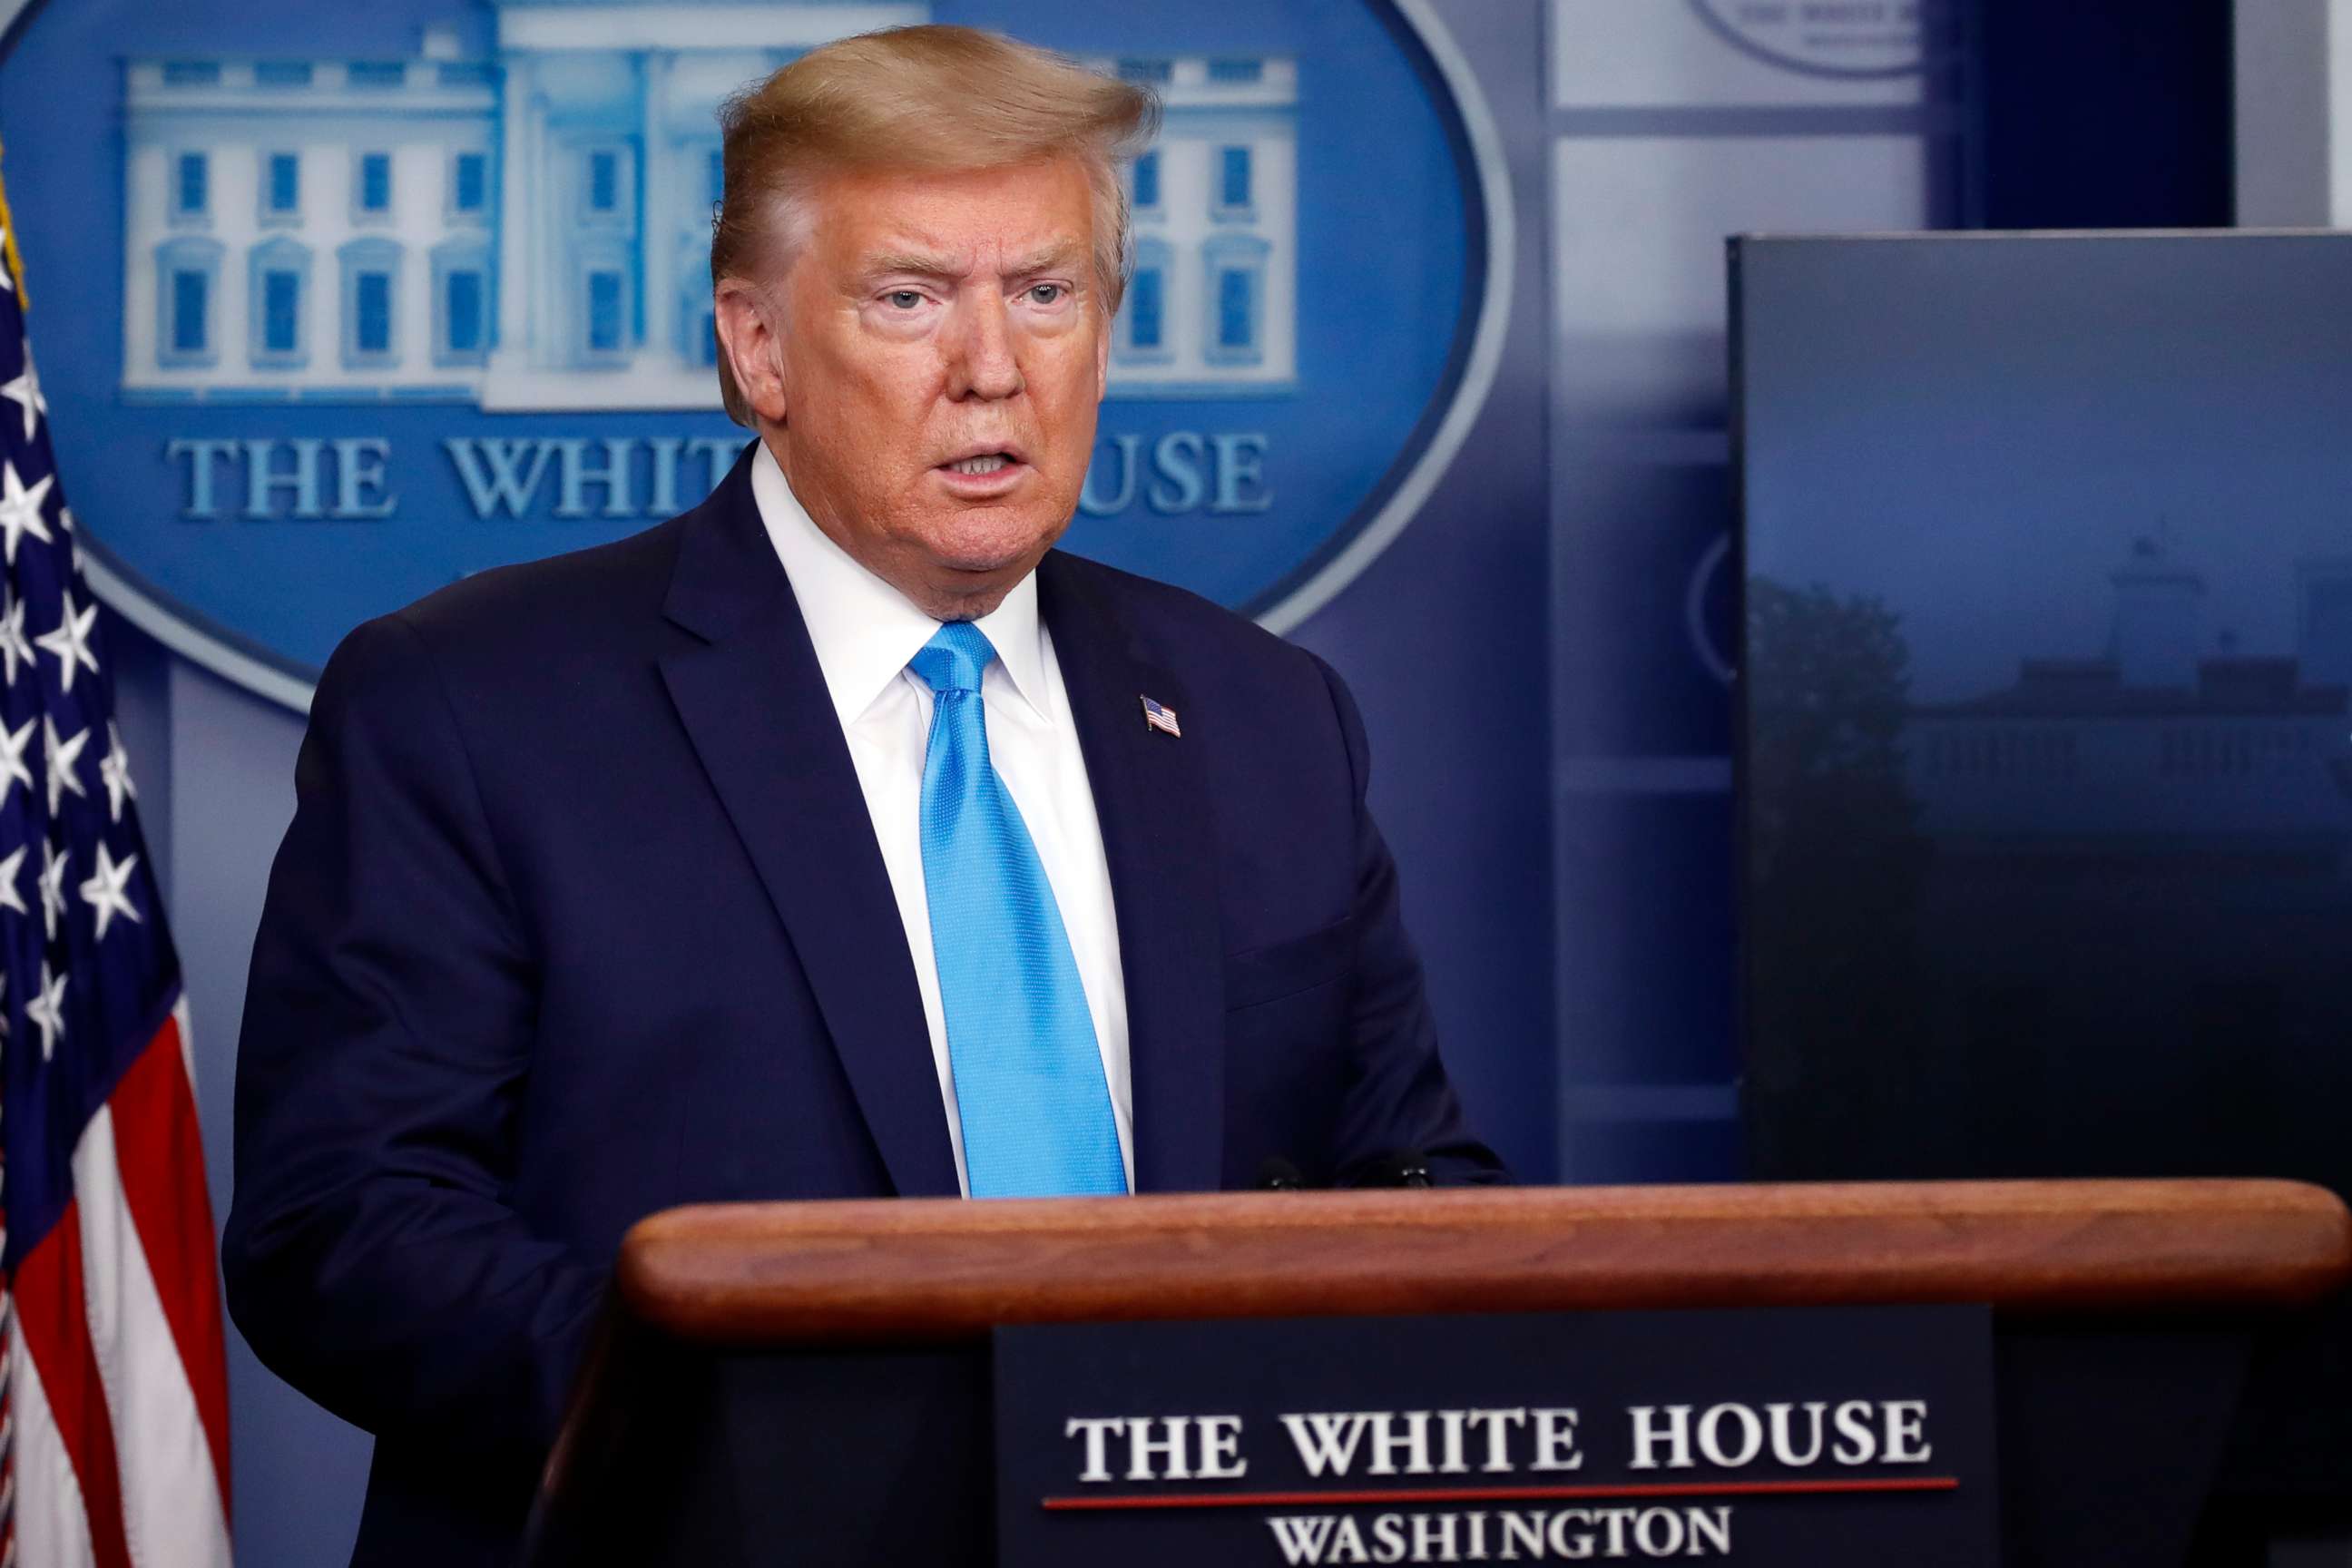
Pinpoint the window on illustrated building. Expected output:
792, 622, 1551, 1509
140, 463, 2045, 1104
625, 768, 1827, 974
434, 236, 492, 368
262, 152, 299, 223
339, 236, 403, 368
174, 152, 209, 221
1202, 234, 1269, 366
587, 268, 624, 357
249, 236, 310, 368
1218, 146, 1251, 214
174, 271, 208, 351
452, 151, 488, 218
156, 235, 223, 368
356, 152, 393, 220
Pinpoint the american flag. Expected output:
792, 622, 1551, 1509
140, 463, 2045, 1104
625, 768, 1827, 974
1141, 695, 1181, 738
0, 169, 232, 1565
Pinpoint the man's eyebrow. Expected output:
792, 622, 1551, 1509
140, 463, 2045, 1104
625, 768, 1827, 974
861, 251, 965, 281
997, 243, 1095, 283
1004, 242, 1087, 277
857, 244, 1088, 283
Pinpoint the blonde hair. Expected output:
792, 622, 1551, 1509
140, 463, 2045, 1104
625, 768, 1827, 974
710, 25, 1159, 426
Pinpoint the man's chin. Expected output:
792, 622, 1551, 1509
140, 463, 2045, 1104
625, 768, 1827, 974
895, 542, 1049, 620
923, 510, 1067, 575
925, 539, 1025, 573
902, 572, 1021, 622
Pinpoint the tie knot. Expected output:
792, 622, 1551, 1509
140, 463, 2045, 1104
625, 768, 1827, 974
908, 621, 997, 695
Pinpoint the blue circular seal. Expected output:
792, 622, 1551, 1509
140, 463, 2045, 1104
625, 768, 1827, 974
0, 0, 1507, 706
1688, 0, 1956, 81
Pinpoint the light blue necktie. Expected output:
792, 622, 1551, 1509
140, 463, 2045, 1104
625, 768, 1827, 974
908, 622, 1127, 1198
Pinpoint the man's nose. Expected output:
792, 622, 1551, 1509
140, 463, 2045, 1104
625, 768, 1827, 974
946, 293, 1024, 401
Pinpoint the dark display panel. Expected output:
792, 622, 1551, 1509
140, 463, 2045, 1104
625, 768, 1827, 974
1734, 231, 2352, 1509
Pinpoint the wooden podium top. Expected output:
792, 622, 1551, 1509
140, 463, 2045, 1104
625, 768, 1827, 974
613, 1178, 2352, 1347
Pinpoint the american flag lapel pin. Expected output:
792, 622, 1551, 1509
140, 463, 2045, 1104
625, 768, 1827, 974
1140, 694, 1182, 738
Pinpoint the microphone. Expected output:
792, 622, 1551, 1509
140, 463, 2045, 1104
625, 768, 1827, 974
1359, 1151, 1433, 1189
1255, 1156, 1308, 1191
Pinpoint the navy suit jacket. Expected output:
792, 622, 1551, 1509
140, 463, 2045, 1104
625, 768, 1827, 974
222, 447, 1504, 1565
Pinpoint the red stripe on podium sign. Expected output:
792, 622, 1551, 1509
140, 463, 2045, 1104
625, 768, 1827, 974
1042, 1475, 1962, 1512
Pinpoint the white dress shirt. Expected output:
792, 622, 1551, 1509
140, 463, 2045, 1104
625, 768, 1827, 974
750, 443, 1134, 1195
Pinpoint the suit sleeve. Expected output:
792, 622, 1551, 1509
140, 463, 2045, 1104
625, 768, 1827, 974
1308, 655, 1512, 1187
221, 612, 605, 1465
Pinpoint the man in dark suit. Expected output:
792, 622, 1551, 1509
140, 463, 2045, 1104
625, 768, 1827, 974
223, 24, 1502, 1566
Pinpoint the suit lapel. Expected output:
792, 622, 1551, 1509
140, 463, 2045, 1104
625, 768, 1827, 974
1041, 554, 1226, 1192
657, 452, 958, 1198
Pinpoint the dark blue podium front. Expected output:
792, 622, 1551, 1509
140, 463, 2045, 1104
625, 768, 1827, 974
521, 1182, 2351, 1568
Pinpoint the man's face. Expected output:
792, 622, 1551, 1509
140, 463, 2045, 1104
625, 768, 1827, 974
750, 156, 1109, 620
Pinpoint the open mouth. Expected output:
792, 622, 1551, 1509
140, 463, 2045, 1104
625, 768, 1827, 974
946, 453, 1015, 476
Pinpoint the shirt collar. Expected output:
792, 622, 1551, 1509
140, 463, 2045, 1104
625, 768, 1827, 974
750, 440, 1050, 728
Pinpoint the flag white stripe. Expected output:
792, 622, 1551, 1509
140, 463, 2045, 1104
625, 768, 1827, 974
6, 1311, 99, 1568
71, 1107, 232, 1568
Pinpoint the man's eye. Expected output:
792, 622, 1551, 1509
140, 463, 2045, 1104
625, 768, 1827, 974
885, 290, 924, 309
1027, 284, 1063, 305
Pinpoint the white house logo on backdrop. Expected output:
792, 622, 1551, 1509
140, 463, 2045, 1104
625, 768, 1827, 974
4, 0, 1504, 709
119, 15, 1298, 410
1688, 0, 1954, 78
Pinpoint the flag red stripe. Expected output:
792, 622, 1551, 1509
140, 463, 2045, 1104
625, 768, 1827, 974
108, 1013, 233, 1524
14, 1203, 135, 1568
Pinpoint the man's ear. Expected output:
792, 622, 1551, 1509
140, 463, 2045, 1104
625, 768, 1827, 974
714, 279, 790, 425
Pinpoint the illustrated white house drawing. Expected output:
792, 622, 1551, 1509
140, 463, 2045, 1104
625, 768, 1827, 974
1097, 53, 1299, 394
120, 4, 1298, 410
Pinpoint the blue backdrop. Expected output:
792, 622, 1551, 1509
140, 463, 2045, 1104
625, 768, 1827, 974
0, 0, 2057, 1561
